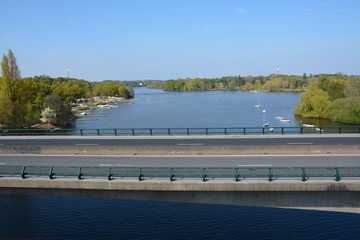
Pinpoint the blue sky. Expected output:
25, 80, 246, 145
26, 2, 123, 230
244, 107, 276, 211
1, 0, 359, 81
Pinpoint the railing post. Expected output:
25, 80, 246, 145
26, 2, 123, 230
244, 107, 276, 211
97, 129, 100, 136
262, 128, 265, 135
235, 168, 240, 182
224, 128, 227, 135
201, 168, 207, 182
339, 127, 342, 134
169, 168, 175, 181
335, 167, 341, 182
132, 129, 135, 136
80, 129, 83, 136
301, 168, 307, 182
300, 127, 303, 134
187, 128, 190, 135
267, 168, 273, 182
138, 168, 143, 181
205, 128, 208, 135
114, 129, 118, 136
107, 167, 112, 181
168, 129, 171, 135
243, 128, 246, 135
49, 166, 54, 179
21, 166, 27, 179
77, 167, 83, 180
150, 129, 153, 136
281, 127, 284, 134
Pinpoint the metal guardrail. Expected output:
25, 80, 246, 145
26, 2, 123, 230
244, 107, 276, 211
1, 166, 359, 182
1, 126, 360, 136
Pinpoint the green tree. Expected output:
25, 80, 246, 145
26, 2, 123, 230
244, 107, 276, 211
0, 50, 29, 128
294, 85, 333, 118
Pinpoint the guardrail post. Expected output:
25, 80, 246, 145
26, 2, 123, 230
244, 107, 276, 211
262, 128, 265, 135
205, 128, 208, 135
80, 129, 83, 136
168, 129, 171, 135
187, 128, 190, 135
243, 128, 246, 135
339, 127, 342, 134
107, 167, 112, 181
49, 167, 54, 179
21, 166, 27, 179
77, 167, 83, 180
281, 128, 284, 134
224, 128, 227, 135
169, 168, 175, 181
267, 168, 273, 182
235, 168, 240, 182
48, 129, 51, 136
132, 129, 135, 136
138, 168, 143, 181
114, 129, 118, 136
300, 127, 303, 134
335, 167, 341, 182
301, 168, 307, 182
150, 129, 153, 136
201, 168, 207, 182
97, 129, 100, 136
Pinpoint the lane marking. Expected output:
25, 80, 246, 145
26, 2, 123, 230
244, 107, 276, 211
177, 143, 204, 146
286, 142, 313, 145
0, 163, 6, 165
75, 143, 99, 146
237, 164, 272, 167
99, 164, 113, 167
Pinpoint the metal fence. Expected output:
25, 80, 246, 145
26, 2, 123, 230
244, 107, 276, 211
1, 165, 359, 182
1, 126, 360, 136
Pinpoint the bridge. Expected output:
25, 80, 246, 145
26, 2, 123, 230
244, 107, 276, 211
1, 128, 360, 214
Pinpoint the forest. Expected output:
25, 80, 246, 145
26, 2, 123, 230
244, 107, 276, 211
147, 74, 310, 92
294, 74, 360, 124
0, 50, 134, 129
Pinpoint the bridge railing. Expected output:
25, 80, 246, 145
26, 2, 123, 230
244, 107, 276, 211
1, 126, 360, 136
1, 165, 360, 182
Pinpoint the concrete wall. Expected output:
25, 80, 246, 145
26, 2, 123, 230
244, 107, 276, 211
1, 145, 360, 155
1, 179, 359, 213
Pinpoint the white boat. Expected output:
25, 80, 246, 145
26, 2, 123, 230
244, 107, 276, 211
280, 119, 291, 123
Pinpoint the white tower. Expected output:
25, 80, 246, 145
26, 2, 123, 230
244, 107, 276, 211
67, 66, 70, 78
277, 66, 280, 74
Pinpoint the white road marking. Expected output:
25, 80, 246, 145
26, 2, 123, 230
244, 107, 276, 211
75, 143, 99, 146
177, 143, 204, 146
99, 164, 113, 167
237, 164, 272, 167
0, 163, 6, 165
286, 142, 313, 145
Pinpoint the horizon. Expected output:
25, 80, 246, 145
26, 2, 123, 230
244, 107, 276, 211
1, 0, 359, 82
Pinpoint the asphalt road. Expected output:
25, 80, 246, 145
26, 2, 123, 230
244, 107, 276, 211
1, 154, 359, 167
0, 135, 360, 146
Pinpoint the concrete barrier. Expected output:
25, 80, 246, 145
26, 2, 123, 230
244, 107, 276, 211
1, 145, 360, 155
1, 179, 359, 213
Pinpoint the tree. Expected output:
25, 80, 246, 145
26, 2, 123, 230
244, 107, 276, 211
1, 49, 21, 103
0, 49, 27, 128
294, 85, 333, 118
43, 94, 72, 127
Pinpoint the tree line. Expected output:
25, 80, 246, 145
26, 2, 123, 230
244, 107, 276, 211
0, 50, 134, 129
148, 74, 310, 92
294, 74, 360, 124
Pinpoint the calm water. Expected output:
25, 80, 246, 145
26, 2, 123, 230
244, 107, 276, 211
1, 194, 360, 240
75, 87, 303, 129
2, 88, 360, 239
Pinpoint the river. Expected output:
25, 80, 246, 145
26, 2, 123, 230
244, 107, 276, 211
1, 88, 359, 239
